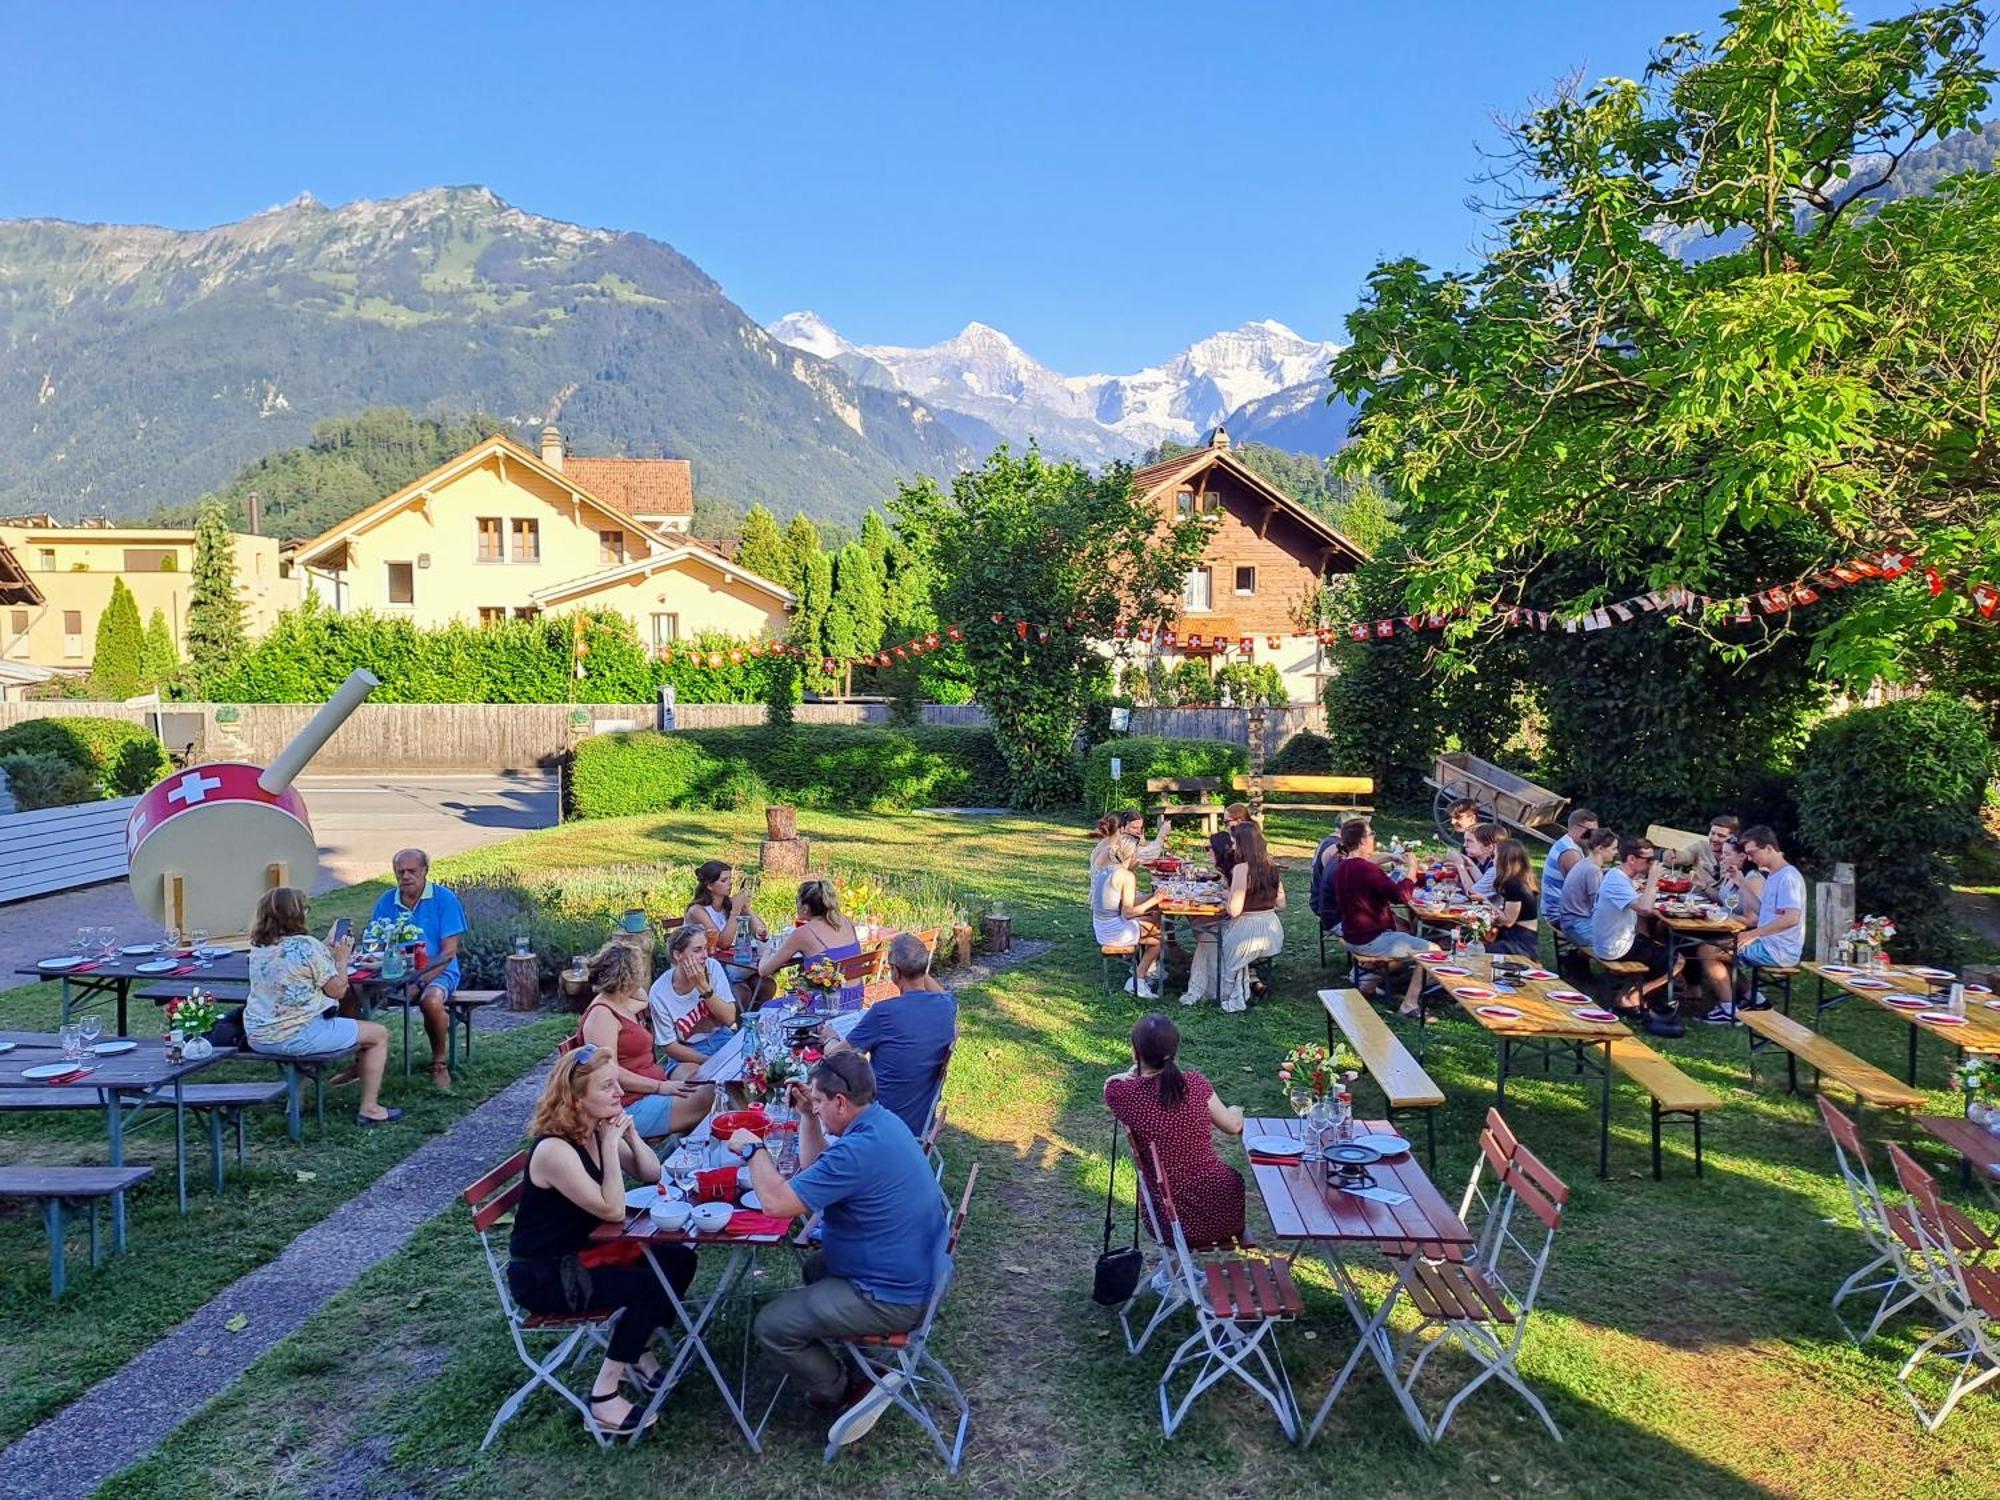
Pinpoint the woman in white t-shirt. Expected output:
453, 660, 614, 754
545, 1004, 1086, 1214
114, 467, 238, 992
1091, 833, 1164, 998
647, 925, 739, 1067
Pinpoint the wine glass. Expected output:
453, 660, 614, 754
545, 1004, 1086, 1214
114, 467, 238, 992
190, 930, 210, 969
72, 927, 91, 963
59, 1023, 83, 1063
79, 1013, 103, 1052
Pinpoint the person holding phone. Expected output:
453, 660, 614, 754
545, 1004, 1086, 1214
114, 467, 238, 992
369, 849, 467, 1093
685, 861, 772, 1005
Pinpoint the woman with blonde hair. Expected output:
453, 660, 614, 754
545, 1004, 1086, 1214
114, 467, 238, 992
1092, 833, 1164, 998
576, 941, 709, 1139
245, 886, 398, 1125
755, 879, 864, 1008
508, 1046, 695, 1438
1090, 808, 1168, 872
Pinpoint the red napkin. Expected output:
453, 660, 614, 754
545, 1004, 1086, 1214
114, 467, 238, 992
172, 966, 196, 977
74, 963, 100, 974
1248, 1152, 1297, 1167
43, 1068, 90, 1086
727, 1211, 792, 1236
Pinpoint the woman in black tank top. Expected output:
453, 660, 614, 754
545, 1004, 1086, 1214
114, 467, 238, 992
507, 1048, 695, 1437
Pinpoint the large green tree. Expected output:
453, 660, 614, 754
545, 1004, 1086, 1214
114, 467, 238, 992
1332, 0, 1999, 686
824, 542, 887, 696
186, 499, 247, 690
893, 447, 1213, 806
140, 607, 181, 693
89, 579, 144, 699
735, 505, 792, 592
792, 548, 836, 695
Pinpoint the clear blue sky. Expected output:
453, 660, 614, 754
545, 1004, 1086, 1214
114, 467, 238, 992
0, 0, 1944, 372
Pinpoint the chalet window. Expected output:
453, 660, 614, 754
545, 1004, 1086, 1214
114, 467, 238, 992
1234, 565, 1256, 595
1176, 488, 1195, 518
511, 518, 541, 562
386, 562, 415, 606
122, 549, 175, 572
1182, 567, 1213, 613
476, 518, 504, 562
62, 610, 83, 656
650, 612, 679, 647
600, 530, 627, 566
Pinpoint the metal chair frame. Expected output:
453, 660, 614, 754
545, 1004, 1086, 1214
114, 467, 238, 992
462, 1152, 622, 1451
1817, 1096, 1937, 1344
826, 1165, 980, 1472
1117, 1128, 1194, 1356
1393, 1119, 1569, 1443
1138, 1140, 1299, 1440
1885, 1143, 2000, 1432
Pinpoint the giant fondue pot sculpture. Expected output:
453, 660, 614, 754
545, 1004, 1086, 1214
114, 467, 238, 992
126, 670, 380, 936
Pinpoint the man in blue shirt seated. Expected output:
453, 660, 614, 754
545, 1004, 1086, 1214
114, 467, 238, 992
822, 932, 956, 1139
731, 1052, 947, 1449
369, 848, 467, 1091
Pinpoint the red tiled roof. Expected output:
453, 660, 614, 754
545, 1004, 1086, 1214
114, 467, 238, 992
564, 457, 693, 517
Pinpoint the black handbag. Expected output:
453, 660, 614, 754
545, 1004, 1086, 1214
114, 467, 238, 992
1092, 1129, 1145, 1306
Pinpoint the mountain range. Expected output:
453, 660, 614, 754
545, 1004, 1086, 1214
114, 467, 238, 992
768, 311, 1348, 462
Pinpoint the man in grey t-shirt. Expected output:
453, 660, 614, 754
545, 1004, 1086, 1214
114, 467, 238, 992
1699, 826, 1807, 1025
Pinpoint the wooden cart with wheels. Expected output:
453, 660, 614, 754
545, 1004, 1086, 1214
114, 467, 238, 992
1424, 751, 1568, 845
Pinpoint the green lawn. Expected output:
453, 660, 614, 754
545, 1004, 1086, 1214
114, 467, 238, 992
19, 808, 2000, 1497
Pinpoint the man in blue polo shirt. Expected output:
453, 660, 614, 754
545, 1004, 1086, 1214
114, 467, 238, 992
369, 848, 466, 1091
732, 1053, 946, 1449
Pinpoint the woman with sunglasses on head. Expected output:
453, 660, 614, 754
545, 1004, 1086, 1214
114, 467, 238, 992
755, 879, 865, 1009
647, 925, 740, 1067
509, 1046, 695, 1438
576, 941, 710, 1140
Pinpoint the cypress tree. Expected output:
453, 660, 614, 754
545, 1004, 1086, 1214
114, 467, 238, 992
90, 579, 145, 698
186, 499, 246, 691
735, 505, 793, 592
140, 607, 181, 692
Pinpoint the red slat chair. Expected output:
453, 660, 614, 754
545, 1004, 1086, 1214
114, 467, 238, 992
1884, 1143, 2000, 1431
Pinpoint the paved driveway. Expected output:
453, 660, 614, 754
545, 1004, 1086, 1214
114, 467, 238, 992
0, 771, 559, 979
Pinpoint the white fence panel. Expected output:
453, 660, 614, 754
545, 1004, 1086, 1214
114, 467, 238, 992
0, 796, 138, 903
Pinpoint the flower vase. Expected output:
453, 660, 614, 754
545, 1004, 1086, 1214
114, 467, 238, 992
1970, 1098, 1992, 1127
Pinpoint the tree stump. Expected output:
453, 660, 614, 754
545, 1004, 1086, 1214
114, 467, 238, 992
766, 804, 799, 841
981, 915, 1013, 954
761, 835, 812, 879
505, 953, 541, 1012
953, 921, 974, 970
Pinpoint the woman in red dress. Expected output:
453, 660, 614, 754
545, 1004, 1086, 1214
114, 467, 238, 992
1104, 1013, 1246, 1248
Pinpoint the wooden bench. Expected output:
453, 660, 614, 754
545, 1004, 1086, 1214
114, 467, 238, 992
1319, 988, 1445, 1166
1234, 772, 1374, 819
1606, 1036, 1722, 1179
0, 1082, 286, 1191
1738, 1008, 1926, 1119
371, 987, 503, 1075
1143, 776, 1228, 833
0, 1165, 154, 1296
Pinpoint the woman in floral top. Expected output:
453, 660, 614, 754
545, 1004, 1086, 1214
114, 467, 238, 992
246, 887, 400, 1125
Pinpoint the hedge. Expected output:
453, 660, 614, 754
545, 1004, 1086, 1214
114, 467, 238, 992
0, 752, 101, 810
1081, 736, 1247, 816
0, 716, 160, 779
569, 725, 1011, 818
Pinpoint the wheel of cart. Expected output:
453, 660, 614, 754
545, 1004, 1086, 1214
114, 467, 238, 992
1423, 751, 1569, 845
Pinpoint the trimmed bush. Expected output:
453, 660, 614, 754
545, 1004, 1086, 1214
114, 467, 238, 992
568, 725, 1011, 818
1081, 736, 1247, 816
107, 735, 172, 797
1, 752, 102, 810
0, 717, 162, 781
1795, 693, 1992, 961
1266, 730, 1335, 775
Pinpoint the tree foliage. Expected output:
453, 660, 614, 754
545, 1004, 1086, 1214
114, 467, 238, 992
140, 608, 180, 694
186, 499, 246, 690
893, 446, 1213, 807
1332, 0, 2000, 686
89, 578, 144, 699
734, 505, 792, 592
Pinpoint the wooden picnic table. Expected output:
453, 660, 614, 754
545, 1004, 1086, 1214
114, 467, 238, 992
1803, 962, 2000, 1083
13, 947, 248, 1038
1655, 903, 1749, 1011
1418, 955, 1628, 1177
0, 1028, 240, 1233
1917, 1113, 2000, 1202
1242, 1113, 1473, 1443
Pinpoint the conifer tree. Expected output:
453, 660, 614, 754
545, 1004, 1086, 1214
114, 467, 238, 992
735, 505, 793, 592
90, 579, 145, 699
140, 607, 181, 693
186, 499, 246, 691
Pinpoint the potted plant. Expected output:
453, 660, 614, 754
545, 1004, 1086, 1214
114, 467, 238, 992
1951, 1058, 2000, 1131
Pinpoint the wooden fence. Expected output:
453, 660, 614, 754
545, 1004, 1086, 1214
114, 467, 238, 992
0, 796, 138, 902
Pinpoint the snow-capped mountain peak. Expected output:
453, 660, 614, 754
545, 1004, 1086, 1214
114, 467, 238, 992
767, 312, 1343, 461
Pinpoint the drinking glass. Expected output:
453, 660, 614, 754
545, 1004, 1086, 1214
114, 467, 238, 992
59, 1023, 83, 1063
79, 1014, 102, 1050
190, 930, 210, 968
73, 928, 91, 962
163, 926, 182, 955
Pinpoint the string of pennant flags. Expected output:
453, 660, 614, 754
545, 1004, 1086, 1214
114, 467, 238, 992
643, 545, 1996, 672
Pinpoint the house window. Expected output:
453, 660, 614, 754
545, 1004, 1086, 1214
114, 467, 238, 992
650, 612, 679, 647
1176, 488, 1195, 518
600, 530, 627, 566
8, 610, 26, 637
476, 517, 504, 563
62, 610, 83, 657
477, 607, 505, 627
511, 518, 540, 562
38, 549, 55, 573
1182, 568, 1213, 613
386, 562, 415, 606
514, 607, 539, 621
122, 549, 175, 572
1234, 565, 1257, 596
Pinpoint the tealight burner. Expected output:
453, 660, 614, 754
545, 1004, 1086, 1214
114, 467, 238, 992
1323, 1141, 1383, 1190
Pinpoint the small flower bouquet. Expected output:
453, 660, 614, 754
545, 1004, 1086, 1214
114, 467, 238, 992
1461, 908, 1500, 944
746, 1048, 800, 1107
799, 955, 844, 1007
364, 915, 422, 950
1858, 914, 1897, 949
1278, 1041, 1358, 1101
166, 990, 220, 1040
1951, 1058, 2000, 1127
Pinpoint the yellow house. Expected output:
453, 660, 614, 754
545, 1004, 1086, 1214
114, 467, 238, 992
0, 518, 284, 675
289, 428, 791, 644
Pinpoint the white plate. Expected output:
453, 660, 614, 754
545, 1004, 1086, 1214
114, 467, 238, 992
0, 1041, 13, 1055
198, 946, 234, 959
92, 1040, 137, 1056
1352, 1132, 1410, 1156
1476, 1005, 1523, 1020
1520, 969, 1557, 980
1905, 967, 1956, 981
741, 1190, 762, 1212
1546, 989, 1590, 1003
1455, 986, 1495, 1001
625, 1184, 684, 1211
1819, 964, 1858, 975
1575, 1008, 1618, 1022
134, 959, 179, 975
22, 1062, 88, 1080
1432, 964, 1472, 976
1848, 978, 1892, 989
38, 956, 83, 971
1245, 1135, 1304, 1157
1883, 996, 1930, 1009
1918, 1012, 1967, 1026
121, 944, 158, 956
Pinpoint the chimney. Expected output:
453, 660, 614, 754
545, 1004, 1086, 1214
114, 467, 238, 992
1210, 425, 1231, 451
540, 424, 565, 472
246, 492, 262, 536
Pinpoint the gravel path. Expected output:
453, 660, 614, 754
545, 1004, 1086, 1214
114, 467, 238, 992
0, 1058, 554, 1500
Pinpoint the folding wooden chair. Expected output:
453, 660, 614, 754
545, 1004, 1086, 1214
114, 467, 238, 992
1139, 1142, 1300, 1439
462, 1152, 622, 1450
919, 1098, 950, 1185
1116, 1126, 1193, 1355
828, 1165, 980, 1472
1885, 1143, 2000, 1432
1392, 1134, 1571, 1442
